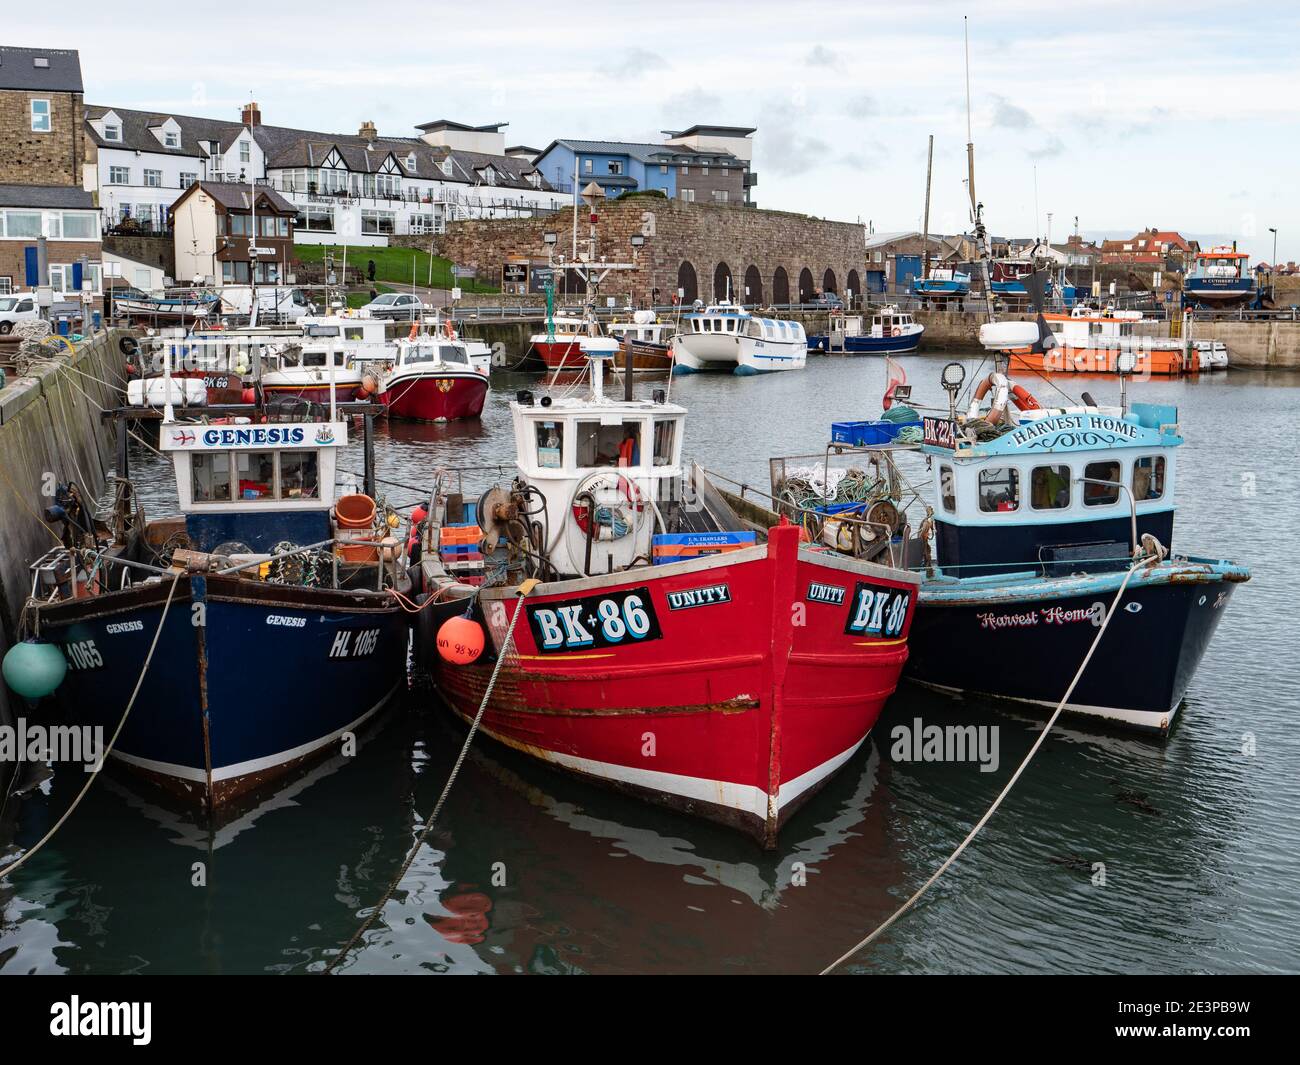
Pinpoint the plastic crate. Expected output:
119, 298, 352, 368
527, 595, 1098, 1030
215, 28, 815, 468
830, 419, 921, 446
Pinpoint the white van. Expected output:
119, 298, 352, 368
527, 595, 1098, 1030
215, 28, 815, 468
0, 292, 40, 334
218, 286, 317, 320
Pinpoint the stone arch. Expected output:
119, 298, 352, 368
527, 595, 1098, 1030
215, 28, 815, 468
772, 266, 790, 305
798, 267, 815, 303
823, 268, 838, 294
713, 261, 733, 301
846, 269, 862, 304
677, 261, 698, 304
743, 264, 763, 305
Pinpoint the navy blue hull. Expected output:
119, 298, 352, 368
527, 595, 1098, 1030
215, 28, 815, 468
38, 575, 408, 805
808, 331, 923, 354
906, 571, 1241, 732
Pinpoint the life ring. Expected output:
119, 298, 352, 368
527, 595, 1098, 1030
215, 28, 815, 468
891, 326, 902, 338
1010, 383, 1041, 412
966, 371, 1011, 424
571, 471, 645, 541
443, 318, 456, 339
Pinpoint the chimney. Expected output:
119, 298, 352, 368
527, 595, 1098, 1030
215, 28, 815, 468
242, 101, 261, 127
359, 121, 377, 143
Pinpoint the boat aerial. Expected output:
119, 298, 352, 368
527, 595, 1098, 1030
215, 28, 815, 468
1183, 245, 1258, 309
25, 363, 411, 809
411, 343, 917, 847
670, 301, 807, 375
808, 306, 925, 355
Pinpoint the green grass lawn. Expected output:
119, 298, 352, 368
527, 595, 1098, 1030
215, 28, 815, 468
293, 245, 498, 293
345, 283, 393, 309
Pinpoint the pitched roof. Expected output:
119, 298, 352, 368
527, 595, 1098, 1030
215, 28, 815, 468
0, 183, 94, 209
414, 119, 507, 133
0, 46, 83, 93
85, 105, 211, 158
178, 180, 296, 214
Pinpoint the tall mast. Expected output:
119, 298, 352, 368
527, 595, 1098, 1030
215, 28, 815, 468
963, 16, 995, 320
922, 134, 933, 280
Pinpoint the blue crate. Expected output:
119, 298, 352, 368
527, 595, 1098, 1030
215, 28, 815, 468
830, 419, 921, 446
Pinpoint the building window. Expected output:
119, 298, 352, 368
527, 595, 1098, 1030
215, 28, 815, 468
239, 140, 251, 163
30, 99, 51, 132
0, 278, 11, 295
660, 164, 668, 174
296, 206, 335, 232
109, 165, 130, 184
5, 211, 42, 238
712, 190, 729, 203
361, 210, 395, 235
254, 262, 280, 283
144, 169, 162, 187
62, 212, 97, 239
221, 261, 252, 284
135, 204, 155, 227
977, 468, 1020, 512
165, 131, 179, 148
180, 172, 197, 189
679, 188, 695, 202
406, 153, 417, 173
1031, 465, 1071, 509
103, 123, 120, 141
608, 161, 622, 175
441, 159, 453, 176
702, 166, 709, 175
1082, 460, 1121, 506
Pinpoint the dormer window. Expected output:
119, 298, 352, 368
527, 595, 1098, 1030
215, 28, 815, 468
165, 131, 179, 148
406, 153, 417, 173
104, 123, 120, 141
441, 158, 453, 176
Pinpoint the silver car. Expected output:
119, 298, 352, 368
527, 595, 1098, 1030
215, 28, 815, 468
362, 292, 423, 320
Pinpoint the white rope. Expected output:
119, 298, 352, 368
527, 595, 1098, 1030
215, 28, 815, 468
324, 588, 531, 974
820, 552, 1150, 974
0, 572, 182, 881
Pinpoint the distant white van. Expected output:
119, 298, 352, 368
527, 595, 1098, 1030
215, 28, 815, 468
218, 285, 316, 319
0, 292, 40, 335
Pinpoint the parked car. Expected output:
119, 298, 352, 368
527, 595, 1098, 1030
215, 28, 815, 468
361, 292, 423, 320
812, 291, 844, 309
0, 292, 39, 334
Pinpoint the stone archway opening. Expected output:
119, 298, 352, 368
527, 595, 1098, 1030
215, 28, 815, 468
847, 269, 861, 306
677, 261, 698, 304
743, 264, 763, 306
798, 267, 815, 303
823, 268, 838, 294
772, 266, 790, 305
713, 261, 733, 302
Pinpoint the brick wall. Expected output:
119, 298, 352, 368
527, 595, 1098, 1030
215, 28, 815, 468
0, 240, 101, 290
0, 88, 84, 186
423, 196, 868, 307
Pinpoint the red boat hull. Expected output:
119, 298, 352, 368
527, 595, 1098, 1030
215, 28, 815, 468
531, 337, 584, 370
381, 371, 488, 421
428, 525, 916, 846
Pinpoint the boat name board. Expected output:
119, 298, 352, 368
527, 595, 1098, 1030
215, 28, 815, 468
923, 416, 958, 449
666, 583, 731, 610
162, 421, 349, 451
527, 587, 663, 653
1005, 414, 1138, 452
845, 581, 911, 639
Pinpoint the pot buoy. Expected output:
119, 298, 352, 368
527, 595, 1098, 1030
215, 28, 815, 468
241, 388, 257, 404
2, 639, 67, 699
437, 614, 485, 665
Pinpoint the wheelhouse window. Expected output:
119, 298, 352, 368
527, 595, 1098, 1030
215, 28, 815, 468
577, 420, 642, 468
1031, 465, 1071, 510
237, 451, 277, 499
279, 452, 320, 499
1133, 456, 1165, 501
977, 468, 1020, 512
1082, 460, 1121, 506
535, 421, 563, 469
939, 464, 956, 512
191, 453, 234, 502
653, 419, 676, 466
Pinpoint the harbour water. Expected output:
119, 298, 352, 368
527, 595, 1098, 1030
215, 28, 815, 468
2, 353, 1297, 975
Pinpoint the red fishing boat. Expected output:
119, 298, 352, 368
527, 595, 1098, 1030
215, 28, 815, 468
379, 333, 489, 421
413, 345, 917, 846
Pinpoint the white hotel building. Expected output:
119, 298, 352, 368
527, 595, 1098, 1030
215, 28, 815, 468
84, 105, 567, 247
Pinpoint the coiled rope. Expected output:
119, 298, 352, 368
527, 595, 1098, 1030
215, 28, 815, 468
0, 572, 182, 881
820, 548, 1154, 974
324, 583, 535, 974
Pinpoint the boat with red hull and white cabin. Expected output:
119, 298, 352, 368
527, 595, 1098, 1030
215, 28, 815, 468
412, 343, 918, 846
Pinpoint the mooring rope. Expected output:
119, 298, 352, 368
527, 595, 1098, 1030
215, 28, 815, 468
324, 583, 535, 974
0, 572, 182, 881
819, 550, 1152, 974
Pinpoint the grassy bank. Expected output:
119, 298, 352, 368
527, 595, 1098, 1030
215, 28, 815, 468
292, 245, 497, 293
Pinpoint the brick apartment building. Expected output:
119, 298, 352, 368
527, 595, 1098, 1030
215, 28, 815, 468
0, 45, 101, 297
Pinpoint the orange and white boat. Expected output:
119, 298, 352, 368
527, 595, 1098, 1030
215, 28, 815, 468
1010, 305, 1204, 376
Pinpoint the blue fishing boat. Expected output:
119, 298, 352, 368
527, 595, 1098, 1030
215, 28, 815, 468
23, 376, 411, 809
112, 290, 221, 322
912, 267, 971, 304
989, 259, 1053, 301
807, 307, 924, 354
1183, 245, 1258, 309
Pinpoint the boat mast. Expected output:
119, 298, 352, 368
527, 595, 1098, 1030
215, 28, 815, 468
964, 16, 996, 321
922, 133, 933, 281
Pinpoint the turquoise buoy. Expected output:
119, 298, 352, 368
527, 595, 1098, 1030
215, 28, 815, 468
2, 639, 67, 700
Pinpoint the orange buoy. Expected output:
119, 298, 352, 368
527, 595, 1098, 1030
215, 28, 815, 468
437, 614, 485, 665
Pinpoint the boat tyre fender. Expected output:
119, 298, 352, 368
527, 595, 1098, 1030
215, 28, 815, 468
119, 335, 139, 357
967, 371, 1010, 425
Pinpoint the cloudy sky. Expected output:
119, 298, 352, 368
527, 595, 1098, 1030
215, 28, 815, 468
18, 0, 1300, 261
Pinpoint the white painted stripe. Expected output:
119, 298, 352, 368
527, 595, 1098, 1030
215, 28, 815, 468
111, 682, 401, 784
908, 679, 1178, 733
468, 714, 866, 819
